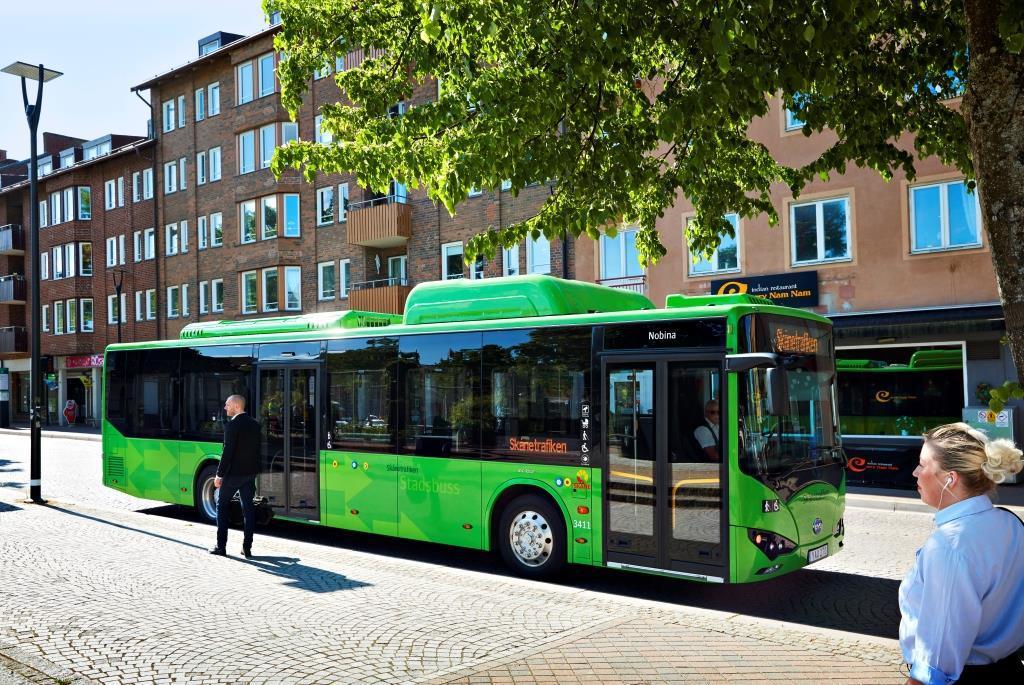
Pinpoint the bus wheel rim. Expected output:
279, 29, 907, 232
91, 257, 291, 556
202, 477, 217, 520
509, 509, 552, 567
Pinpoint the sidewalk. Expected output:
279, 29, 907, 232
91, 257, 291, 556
0, 493, 904, 685
0, 424, 100, 442
846, 483, 1024, 515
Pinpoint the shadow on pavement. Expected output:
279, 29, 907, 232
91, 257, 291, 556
142, 503, 900, 639
0, 501, 24, 513
45, 503, 370, 594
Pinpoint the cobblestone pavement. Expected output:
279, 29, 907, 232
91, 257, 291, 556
0, 434, 921, 684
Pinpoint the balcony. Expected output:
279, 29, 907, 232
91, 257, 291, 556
0, 276, 26, 304
597, 274, 646, 294
0, 326, 27, 354
347, 196, 412, 248
349, 277, 413, 316
0, 224, 25, 255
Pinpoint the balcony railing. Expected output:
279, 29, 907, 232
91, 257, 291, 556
349, 277, 413, 315
0, 224, 25, 255
597, 274, 646, 294
0, 276, 27, 304
347, 195, 412, 248
0, 326, 27, 354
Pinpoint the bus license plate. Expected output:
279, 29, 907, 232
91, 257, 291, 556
807, 544, 829, 564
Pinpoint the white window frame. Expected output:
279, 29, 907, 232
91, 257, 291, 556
210, 212, 223, 247
181, 283, 190, 317
132, 172, 141, 202
66, 298, 77, 334
241, 271, 258, 314
260, 124, 275, 169
257, 52, 275, 98
165, 223, 179, 256
104, 179, 116, 210
39, 200, 48, 228
196, 151, 207, 185
79, 242, 93, 276
178, 157, 187, 190
785, 108, 803, 131
789, 196, 852, 265
146, 289, 157, 320
284, 266, 302, 311
41, 252, 49, 280
117, 177, 124, 207
106, 237, 117, 267
316, 187, 334, 225
199, 280, 209, 314
315, 115, 332, 144
237, 61, 254, 105
209, 147, 222, 181
198, 216, 208, 250
54, 299, 64, 335
207, 82, 221, 116
133, 231, 142, 262
142, 168, 154, 199
337, 183, 349, 223
135, 292, 143, 322
909, 179, 983, 254
526, 235, 551, 275
686, 215, 741, 276
164, 161, 177, 194
211, 278, 224, 312
240, 200, 257, 244
42, 304, 49, 332
195, 87, 206, 122
118, 235, 126, 265
162, 99, 175, 133
388, 255, 408, 285
282, 194, 300, 237
339, 259, 351, 299
166, 286, 180, 318
238, 130, 255, 174
177, 94, 186, 128
262, 267, 279, 312
442, 242, 464, 280
318, 261, 336, 300
144, 228, 156, 260
80, 298, 94, 332
282, 121, 298, 145
503, 245, 520, 276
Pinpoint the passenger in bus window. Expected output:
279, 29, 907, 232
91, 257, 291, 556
210, 394, 261, 559
693, 399, 720, 461
899, 423, 1024, 684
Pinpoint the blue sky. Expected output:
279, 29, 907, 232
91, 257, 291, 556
1, 0, 268, 160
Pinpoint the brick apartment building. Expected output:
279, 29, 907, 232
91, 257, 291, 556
0, 20, 570, 426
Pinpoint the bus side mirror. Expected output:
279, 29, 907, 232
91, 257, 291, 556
765, 367, 789, 416
725, 353, 780, 372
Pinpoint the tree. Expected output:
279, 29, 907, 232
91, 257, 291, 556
267, 0, 1024, 400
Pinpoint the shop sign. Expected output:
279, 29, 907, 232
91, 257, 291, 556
66, 354, 104, 369
711, 271, 819, 308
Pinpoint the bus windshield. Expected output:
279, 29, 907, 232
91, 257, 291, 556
737, 314, 842, 480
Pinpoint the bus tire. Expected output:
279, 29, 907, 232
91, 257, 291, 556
498, 494, 566, 579
194, 464, 219, 525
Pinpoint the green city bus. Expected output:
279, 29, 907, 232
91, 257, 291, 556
101, 275, 845, 583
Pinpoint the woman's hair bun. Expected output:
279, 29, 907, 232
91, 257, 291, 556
982, 438, 1024, 484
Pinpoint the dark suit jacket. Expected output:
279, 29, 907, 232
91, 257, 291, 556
217, 412, 261, 479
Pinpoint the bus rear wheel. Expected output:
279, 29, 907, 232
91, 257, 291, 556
498, 494, 566, 579
195, 464, 219, 525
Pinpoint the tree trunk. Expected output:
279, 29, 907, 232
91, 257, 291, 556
963, 0, 1024, 383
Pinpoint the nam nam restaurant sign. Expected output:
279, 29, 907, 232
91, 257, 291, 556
710, 271, 819, 308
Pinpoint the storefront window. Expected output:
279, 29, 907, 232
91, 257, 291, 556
836, 345, 964, 436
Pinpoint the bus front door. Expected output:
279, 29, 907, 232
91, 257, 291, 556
257, 366, 320, 521
603, 358, 725, 582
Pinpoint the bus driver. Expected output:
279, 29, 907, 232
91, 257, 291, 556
693, 399, 720, 462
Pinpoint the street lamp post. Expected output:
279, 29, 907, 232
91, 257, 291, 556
3, 61, 62, 504
112, 268, 126, 343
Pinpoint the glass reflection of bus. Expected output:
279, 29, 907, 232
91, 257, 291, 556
102, 275, 844, 584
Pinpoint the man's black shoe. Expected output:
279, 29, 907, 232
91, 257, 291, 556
242, 547, 252, 559
209, 547, 227, 556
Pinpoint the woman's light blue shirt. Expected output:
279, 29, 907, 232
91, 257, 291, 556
899, 494, 1024, 685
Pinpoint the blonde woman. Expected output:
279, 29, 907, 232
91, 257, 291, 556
900, 422, 1024, 684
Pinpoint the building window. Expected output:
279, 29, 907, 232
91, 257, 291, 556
105, 180, 116, 210
442, 242, 464, 280
65, 243, 76, 278
63, 188, 73, 222
199, 281, 209, 314
389, 255, 407, 285
197, 151, 207, 185
77, 187, 91, 220
240, 200, 257, 243
261, 196, 278, 239
117, 177, 124, 207
133, 231, 142, 262
49, 191, 60, 225
54, 300, 64, 334
180, 220, 189, 253
146, 289, 157, 320
79, 242, 93, 276
118, 235, 126, 265
135, 292, 143, 321
283, 194, 300, 237
237, 61, 254, 104
177, 94, 186, 128
143, 168, 154, 199
258, 52, 275, 97
182, 283, 190, 317
41, 252, 48, 280
910, 180, 982, 253
178, 157, 187, 190
42, 304, 49, 332
503, 245, 520, 276
241, 271, 258, 314
162, 99, 175, 133
107, 294, 119, 324
210, 212, 223, 247
260, 124, 275, 169
318, 261, 336, 300
314, 115, 332, 144
238, 130, 255, 174
132, 172, 141, 202
526, 235, 551, 274
80, 299, 94, 332
337, 183, 349, 223
211, 278, 224, 312
66, 298, 77, 334
39, 200, 48, 228
209, 147, 222, 181
785, 108, 803, 131
198, 216, 208, 249
207, 82, 220, 116
317, 187, 334, 225
164, 161, 177, 194
144, 227, 156, 260
791, 196, 851, 265
167, 286, 180, 318
165, 223, 179, 256
340, 259, 351, 298
686, 215, 740, 276
284, 266, 301, 311
52, 246, 64, 279
282, 121, 298, 145
195, 88, 206, 122
470, 255, 485, 280
262, 267, 279, 312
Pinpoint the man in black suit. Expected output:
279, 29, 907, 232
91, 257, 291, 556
210, 394, 261, 558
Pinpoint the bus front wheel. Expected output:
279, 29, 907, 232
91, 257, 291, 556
195, 464, 219, 525
498, 494, 566, 579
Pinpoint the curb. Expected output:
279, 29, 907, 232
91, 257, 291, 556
0, 428, 100, 443
845, 492, 1024, 516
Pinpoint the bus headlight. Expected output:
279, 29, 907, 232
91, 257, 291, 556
748, 529, 797, 561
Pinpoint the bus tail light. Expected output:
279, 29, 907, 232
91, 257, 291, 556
748, 529, 797, 561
